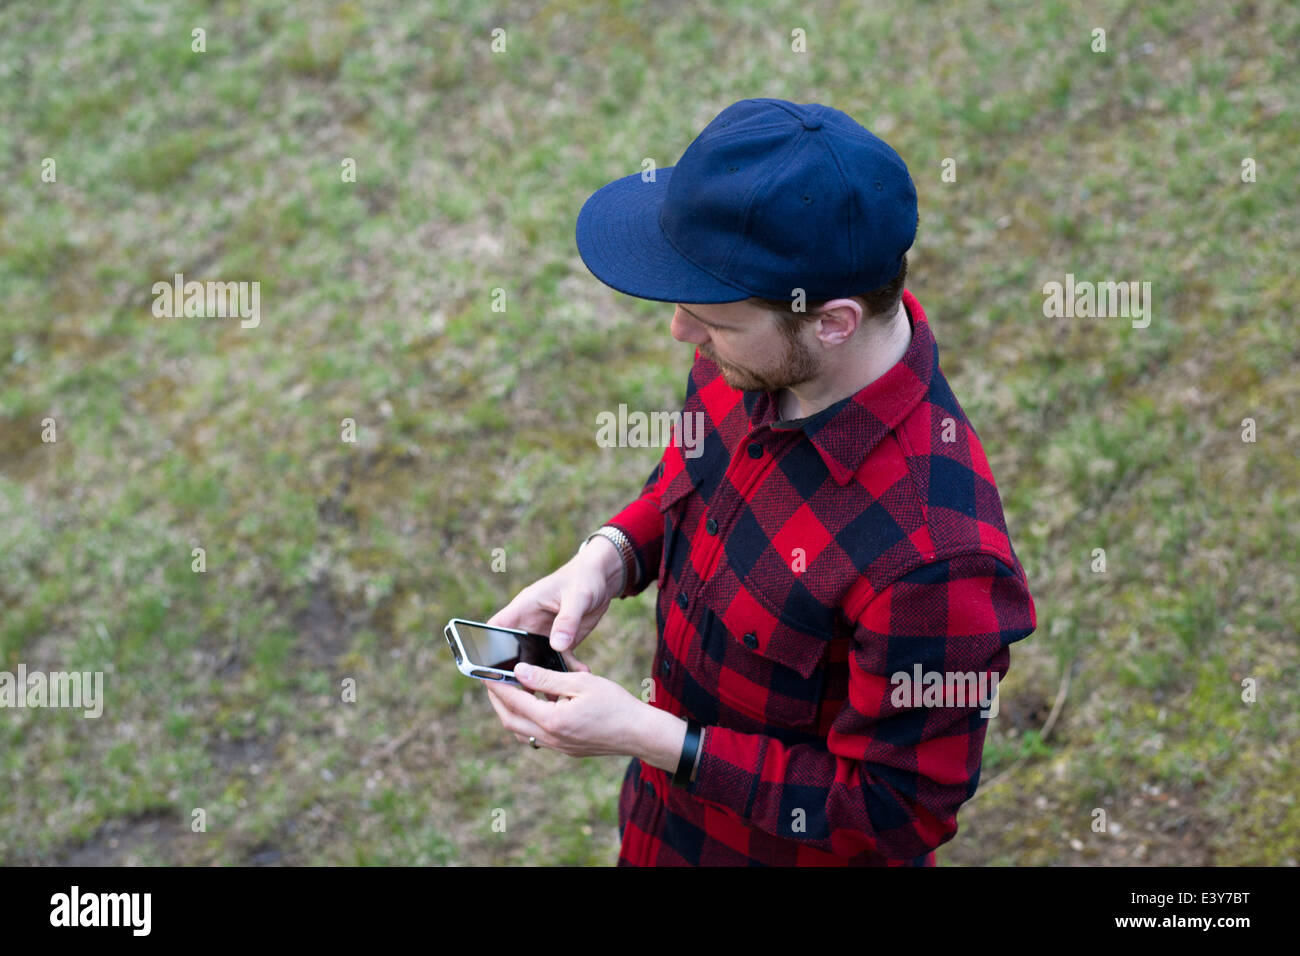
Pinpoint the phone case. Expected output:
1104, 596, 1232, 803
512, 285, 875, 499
444, 619, 568, 686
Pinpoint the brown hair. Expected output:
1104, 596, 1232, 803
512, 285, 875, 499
753, 253, 908, 336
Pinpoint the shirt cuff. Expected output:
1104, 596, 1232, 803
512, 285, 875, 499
684, 721, 767, 819
602, 499, 664, 597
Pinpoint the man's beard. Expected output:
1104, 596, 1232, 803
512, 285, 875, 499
700, 330, 819, 394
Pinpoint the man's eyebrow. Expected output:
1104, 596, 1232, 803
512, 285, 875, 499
678, 304, 733, 329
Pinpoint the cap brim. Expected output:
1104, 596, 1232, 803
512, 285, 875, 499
575, 167, 754, 304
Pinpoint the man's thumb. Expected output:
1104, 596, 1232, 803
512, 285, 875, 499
549, 596, 585, 651
515, 661, 547, 685
516, 660, 579, 693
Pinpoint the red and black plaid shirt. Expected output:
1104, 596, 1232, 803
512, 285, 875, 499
602, 290, 1038, 866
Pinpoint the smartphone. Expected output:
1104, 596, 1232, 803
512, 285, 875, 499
444, 618, 568, 686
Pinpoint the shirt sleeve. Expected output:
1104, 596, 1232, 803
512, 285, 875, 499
684, 550, 1038, 861
600, 451, 670, 598
598, 353, 706, 598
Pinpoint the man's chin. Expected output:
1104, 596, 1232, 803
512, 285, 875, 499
704, 354, 767, 392
721, 372, 767, 393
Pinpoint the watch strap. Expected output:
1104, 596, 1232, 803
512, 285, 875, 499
673, 718, 703, 789
581, 525, 639, 598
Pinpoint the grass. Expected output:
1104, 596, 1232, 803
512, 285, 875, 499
1, 0, 1297, 866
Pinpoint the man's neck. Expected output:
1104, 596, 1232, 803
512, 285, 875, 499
778, 300, 913, 421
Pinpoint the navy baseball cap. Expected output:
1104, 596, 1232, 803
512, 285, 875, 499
575, 97, 917, 304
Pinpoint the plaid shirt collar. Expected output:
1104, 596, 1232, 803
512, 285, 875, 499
742, 289, 934, 486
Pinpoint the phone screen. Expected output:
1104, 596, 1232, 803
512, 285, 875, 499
455, 622, 565, 672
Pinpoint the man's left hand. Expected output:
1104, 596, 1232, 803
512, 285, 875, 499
484, 662, 647, 758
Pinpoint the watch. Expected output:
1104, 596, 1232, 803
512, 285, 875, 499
580, 525, 639, 598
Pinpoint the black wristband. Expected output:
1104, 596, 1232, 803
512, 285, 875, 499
672, 718, 702, 789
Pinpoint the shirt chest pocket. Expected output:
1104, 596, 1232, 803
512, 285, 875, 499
699, 602, 830, 730
656, 448, 705, 586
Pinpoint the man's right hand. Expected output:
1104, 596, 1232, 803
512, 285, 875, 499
486, 535, 626, 653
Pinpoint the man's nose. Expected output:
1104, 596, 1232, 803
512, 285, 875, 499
671, 306, 708, 344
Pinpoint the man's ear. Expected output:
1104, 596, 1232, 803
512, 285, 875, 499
812, 298, 864, 344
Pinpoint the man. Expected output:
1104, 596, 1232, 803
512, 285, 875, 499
485, 97, 1037, 865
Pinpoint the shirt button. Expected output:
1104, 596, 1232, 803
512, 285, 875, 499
743, 632, 758, 649
747, 442, 763, 459
705, 517, 718, 535
677, 591, 689, 609
661, 659, 671, 675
